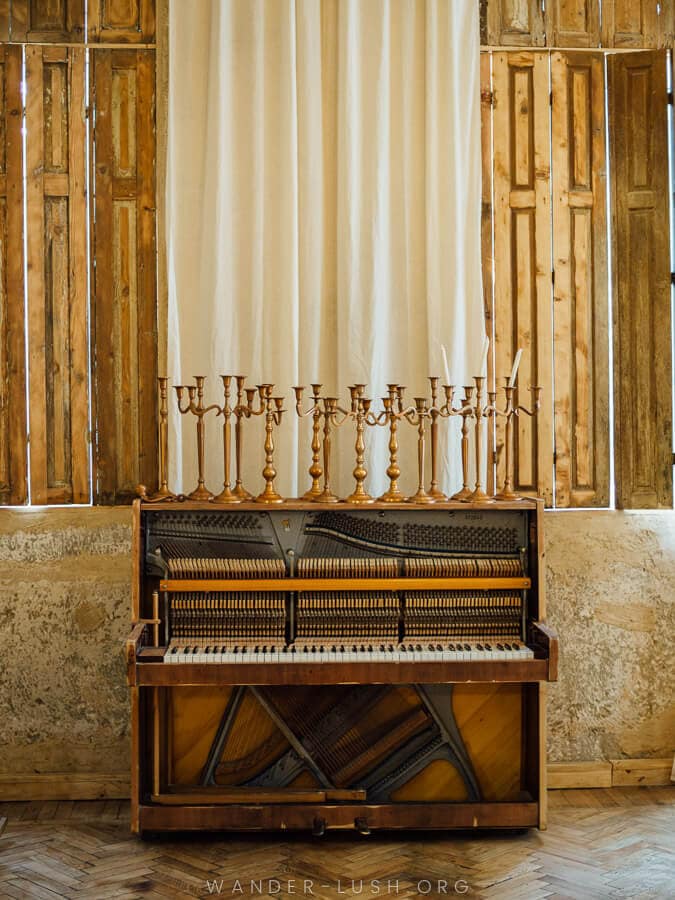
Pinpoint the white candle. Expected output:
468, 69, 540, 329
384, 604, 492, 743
441, 344, 452, 385
508, 348, 523, 387
480, 336, 489, 375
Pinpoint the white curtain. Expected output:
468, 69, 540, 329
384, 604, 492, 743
166, 0, 484, 500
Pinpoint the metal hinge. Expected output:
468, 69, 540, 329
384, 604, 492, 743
481, 89, 494, 105
668, 91, 673, 105
671, 272, 675, 286
552, 269, 555, 286
550, 91, 553, 107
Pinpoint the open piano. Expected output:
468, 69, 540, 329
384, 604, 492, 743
127, 499, 558, 836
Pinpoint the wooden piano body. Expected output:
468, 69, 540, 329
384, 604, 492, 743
127, 498, 558, 835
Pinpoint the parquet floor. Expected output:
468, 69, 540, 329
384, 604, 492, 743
0, 788, 673, 899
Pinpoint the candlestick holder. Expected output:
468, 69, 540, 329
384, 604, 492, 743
404, 396, 435, 504
293, 384, 324, 500
213, 375, 240, 503
469, 375, 496, 504
495, 382, 542, 501
232, 376, 253, 500
315, 396, 351, 502
450, 386, 475, 501
246, 385, 284, 504
428, 377, 448, 500
137, 376, 177, 502
345, 384, 375, 504
373, 385, 406, 502
174, 376, 220, 500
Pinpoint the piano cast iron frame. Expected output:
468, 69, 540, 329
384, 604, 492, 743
127, 498, 558, 835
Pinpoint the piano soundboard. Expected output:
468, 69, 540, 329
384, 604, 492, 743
127, 500, 558, 836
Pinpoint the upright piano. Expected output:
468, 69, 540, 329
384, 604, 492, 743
126, 498, 557, 836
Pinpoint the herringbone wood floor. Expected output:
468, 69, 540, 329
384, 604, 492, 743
0, 788, 673, 899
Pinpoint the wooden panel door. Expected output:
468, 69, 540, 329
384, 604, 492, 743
0, 46, 27, 505
88, 0, 155, 43
8, 0, 85, 42
551, 52, 609, 507
91, 49, 158, 503
486, 0, 545, 47
25, 46, 89, 504
492, 52, 553, 504
601, 0, 663, 48
609, 51, 672, 508
480, 53, 496, 495
546, 0, 600, 47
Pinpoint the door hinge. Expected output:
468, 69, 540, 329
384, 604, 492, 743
668, 91, 673, 106
481, 89, 494, 106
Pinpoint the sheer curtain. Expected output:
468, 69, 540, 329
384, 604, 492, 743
166, 0, 484, 499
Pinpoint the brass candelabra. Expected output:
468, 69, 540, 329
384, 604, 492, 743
247, 385, 286, 504
495, 382, 542, 501
469, 375, 496, 504
293, 384, 324, 500
450, 386, 476, 501
174, 376, 220, 500
213, 375, 239, 503
137, 376, 177, 502
404, 396, 435, 504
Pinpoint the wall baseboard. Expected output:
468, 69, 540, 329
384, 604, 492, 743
0, 761, 672, 801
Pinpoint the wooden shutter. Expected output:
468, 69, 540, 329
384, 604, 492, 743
609, 51, 672, 509
0, 3, 8, 40
88, 0, 155, 43
0, 46, 27, 505
25, 46, 89, 504
602, 1, 664, 48
546, 0, 600, 47
8, 0, 84, 42
481, 53, 496, 495
91, 50, 158, 503
492, 52, 553, 504
486, 0, 544, 47
551, 52, 609, 508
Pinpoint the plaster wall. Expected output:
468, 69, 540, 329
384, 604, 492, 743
0, 507, 673, 777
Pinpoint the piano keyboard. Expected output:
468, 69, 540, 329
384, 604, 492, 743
164, 640, 534, 663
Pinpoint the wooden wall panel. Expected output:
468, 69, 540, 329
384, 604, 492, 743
487, 0, 545, 46
0, 45, 27, 505
609, 51, 672, 509
601, 1, 663, 48
551, 52, 609, 507
88, 0, 155, 43
492, 52, 553, 504
8, 0, 84, 42
92, 49, 157, 503
25, 46, 89, 504
546, 0, 600, 47
0, 2, 8, 40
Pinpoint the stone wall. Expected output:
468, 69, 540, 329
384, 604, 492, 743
0, 507, 673, 777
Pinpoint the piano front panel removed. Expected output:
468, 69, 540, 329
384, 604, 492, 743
127, 500, 557, 835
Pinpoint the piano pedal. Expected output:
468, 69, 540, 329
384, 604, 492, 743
354, 817, 371, 836
312, 817, 326, 837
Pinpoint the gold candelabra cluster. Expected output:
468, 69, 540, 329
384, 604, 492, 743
137, 367, 541, 505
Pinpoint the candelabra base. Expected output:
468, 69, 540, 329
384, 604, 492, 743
378, 488, 405, 503
469, 488, 495, 504
255, 488, 284, 504
188, 485, 214, 501
345, 492, 375, 505
429, 487, 448, 501
302, 487, 323, 501
494, 488, 523, 502
314, 489, 340, 503
407, 489, 435, 504
451, 487, 472, 501
233, 484, 253, 500
213, 486, 241, 504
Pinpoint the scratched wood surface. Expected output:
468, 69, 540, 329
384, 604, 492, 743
91, 48, 158, 503
88, 0, 155, 43
491, 52, 553, 505
25, 46, 89, 504
486, 0, 545, 47
551, 52, 609, 508
6, 0, 85, 42
0, 45, 27, 505
545, 0, 600, 47
609, 51, 673, 509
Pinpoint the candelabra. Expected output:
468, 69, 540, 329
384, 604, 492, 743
345, 384, 375, 504
250, 385, 286, 504
137, 376, 177, 502
469, 375, 496, 504
450, 386, 475, 501
495, 382, 542, 501
428, 377, 447, 500
213, 375, 240, 503
404, 396, 434, 504
315, 396, 352, 503
232, 376, 253, 500
174, 376, 220, 500
372, 384, 406, 502
293, 384, 324, 500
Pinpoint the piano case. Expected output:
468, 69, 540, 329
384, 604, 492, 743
127, 499, 558, 836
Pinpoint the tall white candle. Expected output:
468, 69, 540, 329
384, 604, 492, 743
480, 336, 489, 375
441, 344, 452, 385
508, 348, 523, 387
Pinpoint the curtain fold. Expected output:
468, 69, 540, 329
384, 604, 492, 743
167, 0, 484, 499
